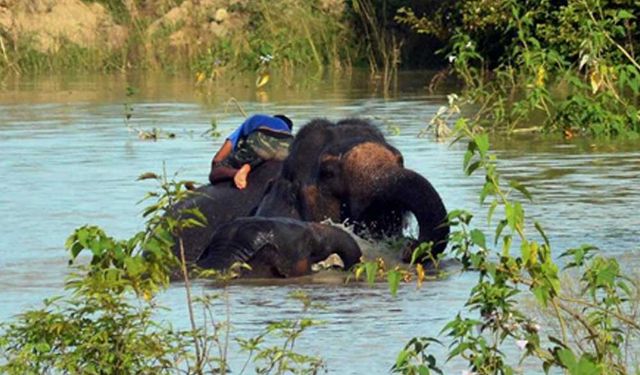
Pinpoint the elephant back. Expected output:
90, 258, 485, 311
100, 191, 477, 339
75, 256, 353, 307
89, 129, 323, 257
171, 160, 284, 263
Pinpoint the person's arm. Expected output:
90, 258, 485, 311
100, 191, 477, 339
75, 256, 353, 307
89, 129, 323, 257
212, 139, 233, 164
209, 140, 236, 184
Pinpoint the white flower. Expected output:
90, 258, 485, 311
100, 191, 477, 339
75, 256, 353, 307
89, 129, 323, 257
448, 54, 457, 63
516, 339, 528, 350
259, 54, 274, 63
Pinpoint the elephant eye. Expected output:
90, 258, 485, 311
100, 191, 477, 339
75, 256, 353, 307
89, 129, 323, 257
320, 168, 334, 178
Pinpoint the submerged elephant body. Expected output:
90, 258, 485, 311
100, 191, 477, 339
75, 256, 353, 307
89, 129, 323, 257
196, 217, 362, 278
175, 118, 449, 271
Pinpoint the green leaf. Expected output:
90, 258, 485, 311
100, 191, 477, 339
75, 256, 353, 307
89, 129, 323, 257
394, 349, 410, 368
77, 228, 89, 247
470, 229, 486, 249
575, 357, 599, 375
463, 149, 474, 171
365, 262, 377, 285
465, 161, 482, 176
502, 235, 513, 257
487, 200, 498, 224
70, 242, 84, 259
479, 181, 494, 203
387, 270, 401, 297
534, 221, 549, 247
616, 9, 634, 19
124, 257, 145, 277
595, 260, 619, 287
521, 241, 531, 264
35, 342, 51, 352
183, 218, 206, 229
618, 280, 632, 297
532, 284, 550, 307
495, 220, 508, 245
475, 133, 490, 157
505, 202, 524, 231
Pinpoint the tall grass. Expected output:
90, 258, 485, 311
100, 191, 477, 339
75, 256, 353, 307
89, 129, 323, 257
0, 36, 127, 75
351, 0, 402, 94
191, 0, 354, 81
1, 0, 357, 76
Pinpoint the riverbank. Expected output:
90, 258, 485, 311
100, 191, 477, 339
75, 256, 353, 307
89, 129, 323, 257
0, 0, 353, 75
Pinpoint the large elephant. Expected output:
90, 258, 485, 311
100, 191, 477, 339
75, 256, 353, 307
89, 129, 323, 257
176, 118, 449, 264
196, 217, 362, 278
255, 118, 449, 261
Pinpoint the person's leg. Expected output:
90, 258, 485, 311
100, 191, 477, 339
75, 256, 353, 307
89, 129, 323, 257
230, 140, 259, 189
249, 130, 293, 161
210, 146, 246, 185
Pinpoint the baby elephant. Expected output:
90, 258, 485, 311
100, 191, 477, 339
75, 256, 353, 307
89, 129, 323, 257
196, 217, 362, 278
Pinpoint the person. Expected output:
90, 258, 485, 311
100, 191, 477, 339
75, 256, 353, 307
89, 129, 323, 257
209, 114, 293, 189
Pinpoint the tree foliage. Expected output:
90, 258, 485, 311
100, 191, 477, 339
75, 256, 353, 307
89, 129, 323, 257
398, 0, 640, 137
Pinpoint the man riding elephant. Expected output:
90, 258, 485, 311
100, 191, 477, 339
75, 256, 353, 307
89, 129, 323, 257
210, 114, 293, 189
174, 118, 449, 267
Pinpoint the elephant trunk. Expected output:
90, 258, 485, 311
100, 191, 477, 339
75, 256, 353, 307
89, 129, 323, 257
351, 168, 449, 261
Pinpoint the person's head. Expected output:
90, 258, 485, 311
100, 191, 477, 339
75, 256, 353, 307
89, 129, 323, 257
274, 114, 293, 131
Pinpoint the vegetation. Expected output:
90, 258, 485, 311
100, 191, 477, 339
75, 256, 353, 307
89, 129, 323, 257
397, 0, 640, 137
3, 0, 639, 138
191, 0, 354, 83
387, 118, 640, 374
0, 0, 355, 77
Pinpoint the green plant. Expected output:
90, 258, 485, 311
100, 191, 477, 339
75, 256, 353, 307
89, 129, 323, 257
392, 337, 442, 375
235, 291, 326, 375
0, 289, 190, 374
0, 167, 202, 373
397, 0, 640, 137
2, 35, 127, 75
393, 119, 640, 374
203, 116, 222, 138
351, 0, 403, 94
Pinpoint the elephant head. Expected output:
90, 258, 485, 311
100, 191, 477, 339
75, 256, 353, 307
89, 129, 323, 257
259, 118, 450, 260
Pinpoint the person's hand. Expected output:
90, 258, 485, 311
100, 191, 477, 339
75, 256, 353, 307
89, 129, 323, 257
234, 164, 251, 189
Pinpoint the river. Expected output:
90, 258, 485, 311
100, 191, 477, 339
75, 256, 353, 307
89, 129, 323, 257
1, 71, 638, 373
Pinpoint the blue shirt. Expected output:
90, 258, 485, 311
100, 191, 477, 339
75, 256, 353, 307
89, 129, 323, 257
227, 114, 291, 150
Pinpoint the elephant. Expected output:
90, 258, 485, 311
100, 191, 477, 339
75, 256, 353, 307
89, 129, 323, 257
175, 118, 449, 265
196, 217, 362, 278
173, 160, 283, 262
255, 118, 450, 262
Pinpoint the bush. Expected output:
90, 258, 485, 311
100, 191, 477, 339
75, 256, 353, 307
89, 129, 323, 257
392, 118, 640, 374
398, 1, 640, 137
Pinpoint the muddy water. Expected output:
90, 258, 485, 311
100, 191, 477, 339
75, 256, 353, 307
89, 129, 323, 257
1, 71, 639, 373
